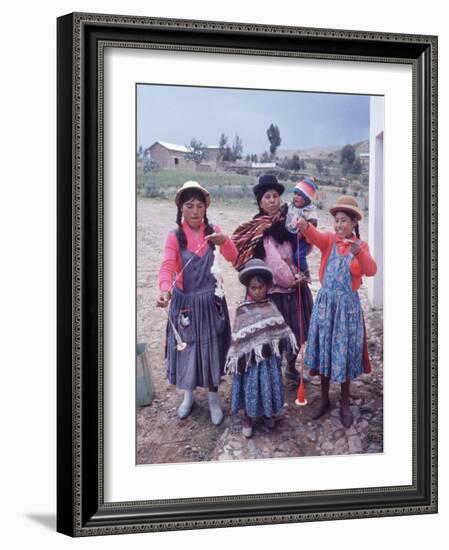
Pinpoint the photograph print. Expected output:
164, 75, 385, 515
135, 83, 384, 466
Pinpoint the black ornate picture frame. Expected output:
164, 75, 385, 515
57, 12, 438, 536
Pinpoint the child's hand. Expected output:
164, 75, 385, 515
350, 239, 362, 256
296, 217, 308, 232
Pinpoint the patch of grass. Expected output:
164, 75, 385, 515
137, 167, 255, 190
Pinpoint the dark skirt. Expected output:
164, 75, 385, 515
231, 355, 284, 418
269, 283, 313, 349
166, 286, 231, 390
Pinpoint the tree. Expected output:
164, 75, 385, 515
184, 138, 209, 166
231, 134, 243, 160
222, 147, 233, 162
143, 155, 160, 175
315, 159, 324, 175
350, 158, 362, 175
218, 133, 228, 161
137, 145, 144, 158
267, 123, 281, 158
290, 154, 302, 171
340, 144, 356, 174
261, 151, 271, 163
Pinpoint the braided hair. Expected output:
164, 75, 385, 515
346, 211, 361, 239
175, 188, 215, 250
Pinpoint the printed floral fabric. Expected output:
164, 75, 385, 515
305, 243, 364, 382
230, 355, 284, 418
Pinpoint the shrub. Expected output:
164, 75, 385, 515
236, 167, 249, 175
144, 182, 165, 199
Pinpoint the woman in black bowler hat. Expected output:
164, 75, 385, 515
232, 174, 314, 383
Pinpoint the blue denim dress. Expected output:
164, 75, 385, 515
304, 243, 364, 382
166, 245, 231, 390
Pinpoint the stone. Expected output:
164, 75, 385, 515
321, 442, 334, 453
333, 429, 346, 440
335, 437, 347, 452
218, 452, 232, 461
348, 435, 363, 454
346, 425, 358, 437
357, 420, 369, 431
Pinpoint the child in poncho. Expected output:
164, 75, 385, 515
225, 259, 298, 438
284, 177, 318, 280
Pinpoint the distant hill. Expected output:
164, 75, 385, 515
275, 139, 369, 159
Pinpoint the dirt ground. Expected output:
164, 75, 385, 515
136, 197, 383, 464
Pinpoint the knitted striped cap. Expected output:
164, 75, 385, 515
294, 177, 318, 201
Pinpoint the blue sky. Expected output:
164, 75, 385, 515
137, 84, 371, 154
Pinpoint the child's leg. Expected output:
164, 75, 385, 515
263, 415, 275, 428
311, 375, 331, 419
340, 379, 354, 428
298, 239, 308, 271
242, 411, 253, 438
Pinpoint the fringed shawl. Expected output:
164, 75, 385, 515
225, 299, 298, 374
231, 211, 282, 269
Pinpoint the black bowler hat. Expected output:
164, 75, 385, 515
252, 174, 285, 200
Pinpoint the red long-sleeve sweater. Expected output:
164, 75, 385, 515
302, 223, 377, 291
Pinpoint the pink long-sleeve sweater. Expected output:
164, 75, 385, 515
263, 236, 297, 293
158, 221, 238, 292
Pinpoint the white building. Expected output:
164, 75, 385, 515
367, 97, 384, 309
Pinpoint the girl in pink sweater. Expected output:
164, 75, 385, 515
156, 181, 237, 425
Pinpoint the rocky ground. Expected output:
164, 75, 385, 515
136, 197, 383, 465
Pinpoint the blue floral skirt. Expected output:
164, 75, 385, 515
304, 287, 364, 382
230, 355, 284, 418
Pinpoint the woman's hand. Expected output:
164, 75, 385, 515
156, 291, 171, 308
296, 217, 309, 232
350, 239, 362, 256
205, 232, 227, 246
293, 271, 310, 286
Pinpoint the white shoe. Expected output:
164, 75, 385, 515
242, 416, 253, 438
208, 391, 224, 425
177, 390, 194, 419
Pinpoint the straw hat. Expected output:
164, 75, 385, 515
329, 195, 363, 221
238, 259, 273, 286
175, 181, 211, 208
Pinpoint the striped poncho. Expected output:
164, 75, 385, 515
224, 299, 298, 375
